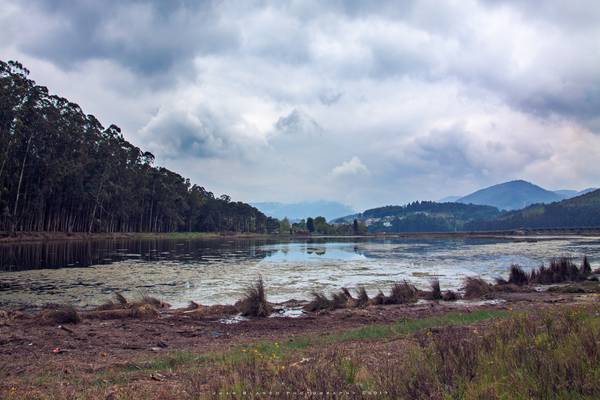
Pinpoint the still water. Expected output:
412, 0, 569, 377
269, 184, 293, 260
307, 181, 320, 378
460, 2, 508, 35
1, 236, 599, 308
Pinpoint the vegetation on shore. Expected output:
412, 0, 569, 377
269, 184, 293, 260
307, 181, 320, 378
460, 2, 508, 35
204, 305, 600, 400
3, 304, 599, 399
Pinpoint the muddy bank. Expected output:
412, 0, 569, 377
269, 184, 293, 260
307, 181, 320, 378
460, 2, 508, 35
0, 287, 597, 374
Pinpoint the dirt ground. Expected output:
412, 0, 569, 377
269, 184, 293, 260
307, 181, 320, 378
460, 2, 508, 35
0, 290, 594, 386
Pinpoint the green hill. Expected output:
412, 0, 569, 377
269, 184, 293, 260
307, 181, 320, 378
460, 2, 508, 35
457, 180, 562, 210
466, 189, 600, 230
337, 201, 500, 233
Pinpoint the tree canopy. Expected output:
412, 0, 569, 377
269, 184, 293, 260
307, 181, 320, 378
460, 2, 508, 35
0, 60, 277, 234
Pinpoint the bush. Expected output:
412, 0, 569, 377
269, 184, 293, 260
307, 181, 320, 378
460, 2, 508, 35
236, 277, 272, 317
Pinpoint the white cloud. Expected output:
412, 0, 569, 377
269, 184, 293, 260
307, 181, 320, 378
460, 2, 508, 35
331, 157, 370, 178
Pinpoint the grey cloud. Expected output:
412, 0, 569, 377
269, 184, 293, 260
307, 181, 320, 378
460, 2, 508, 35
143, 109, 233, 159
4, 0, 600, 209
319, 89, 343, 106
274, 109, 322, 136
20, 0, 240, 75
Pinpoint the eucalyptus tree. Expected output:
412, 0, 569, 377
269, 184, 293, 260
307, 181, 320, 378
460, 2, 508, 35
0, 60, 272, 234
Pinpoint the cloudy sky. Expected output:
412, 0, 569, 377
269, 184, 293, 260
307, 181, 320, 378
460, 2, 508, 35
2, 0, 600, 210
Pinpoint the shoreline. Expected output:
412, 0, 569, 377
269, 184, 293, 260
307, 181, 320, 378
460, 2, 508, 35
2, 228, 600, 244
1, 284, 599, 398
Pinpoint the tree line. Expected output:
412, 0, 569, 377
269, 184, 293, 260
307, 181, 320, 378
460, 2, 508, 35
0, 60, 279, 234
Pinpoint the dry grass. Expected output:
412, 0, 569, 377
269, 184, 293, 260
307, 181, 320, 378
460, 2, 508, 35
530, 257, 586, 284
429, 279, 442, 300
508, 264, 529, 286
235, 277, 272, 317
385, 281, 418, 304
582, 256, 592, 276
304, 291, 331, 312
40, 305, 81, 324
463, 277, 494, 299
131, 304, 159, 319
200, 305, 600, 400
442, 290, 459, 301
355, 287, 369, 307
369, 290, 386, 305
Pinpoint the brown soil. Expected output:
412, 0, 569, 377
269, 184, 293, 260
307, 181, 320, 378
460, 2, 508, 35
0, 290, 594, 385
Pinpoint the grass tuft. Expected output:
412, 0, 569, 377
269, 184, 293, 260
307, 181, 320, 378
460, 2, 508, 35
508, 264, 529, 286
355, 287, 369, 307
463, 277, 493, 299
236, 277, 271, 317
443, 290, 460, 301
385, 281, 418, 304
304, 291, 331, 312
429, 279, 442, 300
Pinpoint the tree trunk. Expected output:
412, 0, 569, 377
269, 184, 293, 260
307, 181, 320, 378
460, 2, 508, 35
11, 134, 32, 233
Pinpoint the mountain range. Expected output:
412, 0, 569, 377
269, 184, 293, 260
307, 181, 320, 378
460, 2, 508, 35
442, 180, 596, 210
251, 201, 355, 221
466, 189, 600, 230
333, 180, 599, 232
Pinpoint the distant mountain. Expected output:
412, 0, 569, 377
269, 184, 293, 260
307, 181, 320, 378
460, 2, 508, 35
439, 195, 461, 202
457, 180, 563, 210
466, 189, 600, 230
251, 201, 355, 221
554, 188, 597, 199
333, 201, 500, 233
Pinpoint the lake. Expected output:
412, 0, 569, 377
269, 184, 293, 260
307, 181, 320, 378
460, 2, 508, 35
1, 236, 599, 308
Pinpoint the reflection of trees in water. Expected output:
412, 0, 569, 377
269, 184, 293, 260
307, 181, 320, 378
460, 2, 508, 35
0, 239, 271, 272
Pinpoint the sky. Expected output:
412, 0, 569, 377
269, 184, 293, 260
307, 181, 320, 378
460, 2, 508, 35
1, 0, 600, 210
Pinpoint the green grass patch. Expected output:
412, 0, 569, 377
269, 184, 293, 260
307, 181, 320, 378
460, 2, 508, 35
326, 309, 508, 343
100, 309, 510, 383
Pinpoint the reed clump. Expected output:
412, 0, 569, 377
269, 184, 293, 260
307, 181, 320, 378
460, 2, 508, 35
508, 264, 529, 286
428, 279, 442, 300
463, 277, 494, 299
235, 277, 272, 317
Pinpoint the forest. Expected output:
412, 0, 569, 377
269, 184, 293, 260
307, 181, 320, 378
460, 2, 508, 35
0, 61, 279, 234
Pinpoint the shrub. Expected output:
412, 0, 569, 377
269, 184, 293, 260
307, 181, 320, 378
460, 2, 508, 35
508, 264, 529, 286
385, 281, 418, 304
236, 277, 272, 317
